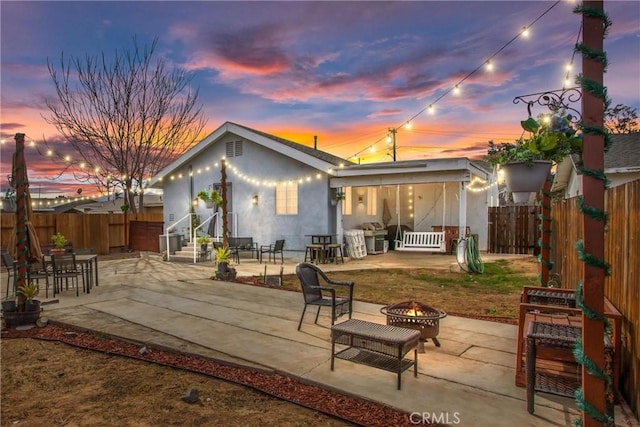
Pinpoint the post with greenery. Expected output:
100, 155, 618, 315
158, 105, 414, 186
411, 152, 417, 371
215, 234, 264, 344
220, 159, 229, 247
575, 2, 610, 426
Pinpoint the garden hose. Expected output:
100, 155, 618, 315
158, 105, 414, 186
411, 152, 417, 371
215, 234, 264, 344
456, 236, 484, 274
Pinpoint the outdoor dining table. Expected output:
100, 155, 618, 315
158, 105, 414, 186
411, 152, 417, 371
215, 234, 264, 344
305, 234, 336, 263
43, 253, 99, 294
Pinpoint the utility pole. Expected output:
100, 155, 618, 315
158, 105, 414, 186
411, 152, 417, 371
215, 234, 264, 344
388, 128, 397, 161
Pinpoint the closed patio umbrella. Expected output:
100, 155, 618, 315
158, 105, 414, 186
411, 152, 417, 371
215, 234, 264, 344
8, 133, 44, 299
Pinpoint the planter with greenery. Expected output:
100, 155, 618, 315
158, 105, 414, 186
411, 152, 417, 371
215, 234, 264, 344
197, 190, 223, 208
197, 235, 211, 252
51, 232, 68, 254
18, 282, 40, 312
485, 112, 581, 202
214, 246, 237, 281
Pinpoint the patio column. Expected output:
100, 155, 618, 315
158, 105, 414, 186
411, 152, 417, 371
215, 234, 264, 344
458, 181, 467, 244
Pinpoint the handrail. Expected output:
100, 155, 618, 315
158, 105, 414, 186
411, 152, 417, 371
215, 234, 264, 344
165, 213, 192, 261
192, 212, 219, 264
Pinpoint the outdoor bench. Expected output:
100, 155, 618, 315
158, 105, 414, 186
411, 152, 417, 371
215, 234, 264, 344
228, 237, 258, 259
331, 319, 420, 389
394, 231, 445, 252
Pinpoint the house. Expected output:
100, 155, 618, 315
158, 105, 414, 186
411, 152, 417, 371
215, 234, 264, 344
552, 133, 640, 197
148, 122, 493, 253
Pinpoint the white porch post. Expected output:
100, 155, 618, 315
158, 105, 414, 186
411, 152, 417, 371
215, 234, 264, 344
459, 181, 468, 240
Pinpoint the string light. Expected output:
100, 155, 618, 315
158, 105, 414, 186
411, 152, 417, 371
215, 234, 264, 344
347, 1, 563, 162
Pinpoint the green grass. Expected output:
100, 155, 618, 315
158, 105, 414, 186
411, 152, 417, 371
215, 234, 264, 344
280, 260, 539, 320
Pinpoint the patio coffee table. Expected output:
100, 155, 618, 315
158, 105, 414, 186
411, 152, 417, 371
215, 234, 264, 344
330, 319, 420, 390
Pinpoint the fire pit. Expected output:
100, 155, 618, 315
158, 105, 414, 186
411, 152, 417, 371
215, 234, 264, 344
380, 301, 447, 353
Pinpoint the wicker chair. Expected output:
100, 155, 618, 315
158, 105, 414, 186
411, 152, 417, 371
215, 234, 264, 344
295, 262, 354, 330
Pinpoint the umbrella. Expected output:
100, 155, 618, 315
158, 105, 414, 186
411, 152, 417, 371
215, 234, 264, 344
8, 133, 43, 300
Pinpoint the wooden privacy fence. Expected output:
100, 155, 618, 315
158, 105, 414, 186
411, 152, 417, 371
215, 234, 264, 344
488, 205, 540, 254
550, 179, 640, 417
1, 213, 164, 255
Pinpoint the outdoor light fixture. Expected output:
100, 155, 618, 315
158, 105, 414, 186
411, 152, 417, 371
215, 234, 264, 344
252, 195, 259, 205
192, 198, 198, 206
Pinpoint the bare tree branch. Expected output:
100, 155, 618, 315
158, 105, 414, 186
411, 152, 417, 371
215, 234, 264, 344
44, 37, 207, 212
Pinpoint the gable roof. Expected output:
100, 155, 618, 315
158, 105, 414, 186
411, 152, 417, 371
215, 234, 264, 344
552, 133, 640, 191
148, 122, 353, 188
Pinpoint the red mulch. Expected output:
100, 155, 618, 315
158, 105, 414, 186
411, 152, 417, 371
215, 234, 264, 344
1, 323, 434, 427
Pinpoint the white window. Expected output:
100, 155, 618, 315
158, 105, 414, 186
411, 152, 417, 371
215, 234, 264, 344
366, 187, 377, 215
342, 186, 352, 215
276, 182, 298, 215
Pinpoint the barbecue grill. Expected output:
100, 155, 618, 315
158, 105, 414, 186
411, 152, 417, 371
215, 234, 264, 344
380, 301, 447, 353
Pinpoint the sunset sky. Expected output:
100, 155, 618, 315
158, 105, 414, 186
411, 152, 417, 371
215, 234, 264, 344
1, 1, 638, 198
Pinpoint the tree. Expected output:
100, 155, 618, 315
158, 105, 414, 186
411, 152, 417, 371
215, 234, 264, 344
45, 37, 206, 213
604, 103, 638, 134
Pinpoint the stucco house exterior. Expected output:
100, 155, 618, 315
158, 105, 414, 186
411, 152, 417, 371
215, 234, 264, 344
551, 133, 640, 197
148, 122, 493, 253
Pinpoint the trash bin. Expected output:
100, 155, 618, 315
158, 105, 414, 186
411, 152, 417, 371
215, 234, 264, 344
159, 234, 182, 254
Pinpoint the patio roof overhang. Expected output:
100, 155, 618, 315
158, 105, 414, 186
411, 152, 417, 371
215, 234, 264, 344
329, 157, 487, 188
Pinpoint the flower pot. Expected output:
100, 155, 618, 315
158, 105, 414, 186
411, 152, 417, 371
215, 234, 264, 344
205, 201, 214, 209
2, 299, 16, 313
25, 300, 41, 312
50, 248, 66, 255
502, 160, 551, 194
3, 310, 40, 327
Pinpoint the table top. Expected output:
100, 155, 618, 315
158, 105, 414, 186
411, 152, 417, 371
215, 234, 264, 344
332, 319, 421, 343
43, 254, 98, 262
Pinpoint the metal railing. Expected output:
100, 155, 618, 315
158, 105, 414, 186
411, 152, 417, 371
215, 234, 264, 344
164, 213, 193, 261
192, 212, 219, 264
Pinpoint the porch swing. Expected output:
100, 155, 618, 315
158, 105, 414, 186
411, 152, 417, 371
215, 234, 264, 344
393, 184, 446, 253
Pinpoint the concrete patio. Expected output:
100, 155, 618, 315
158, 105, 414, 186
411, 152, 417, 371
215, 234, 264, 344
2, 251, 635, 426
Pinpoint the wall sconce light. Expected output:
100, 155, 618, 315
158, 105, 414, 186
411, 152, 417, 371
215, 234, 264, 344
357, 195, 364, 204
192, 198, 198, 206
252, 195, 259, 205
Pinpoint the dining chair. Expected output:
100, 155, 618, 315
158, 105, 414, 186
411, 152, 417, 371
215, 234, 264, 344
2, 252, 17, 298
27, 257, 53, 298
259, 239, 285, 264
50, 253, 83, 296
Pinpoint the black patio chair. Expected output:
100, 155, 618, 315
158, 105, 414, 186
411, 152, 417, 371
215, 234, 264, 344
2, 252, 17, 298
50, 253, 83, 296
259, 239, 285, 264
295, 262, 354, 330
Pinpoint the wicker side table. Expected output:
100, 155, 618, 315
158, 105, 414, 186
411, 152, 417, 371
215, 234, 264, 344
525, 321, 613, 415
331, 319, 420, 390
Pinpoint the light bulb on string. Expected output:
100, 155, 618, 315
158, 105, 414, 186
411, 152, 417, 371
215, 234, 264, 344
453, 84, 461, 95
521, 26, 530, 38
427, 104, 435, 114
485, 60, 494, 71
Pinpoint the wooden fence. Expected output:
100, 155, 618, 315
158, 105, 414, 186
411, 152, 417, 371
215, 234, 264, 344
488, 205, 540, 254
1, 213, 164, 255
550, 179, 640, 417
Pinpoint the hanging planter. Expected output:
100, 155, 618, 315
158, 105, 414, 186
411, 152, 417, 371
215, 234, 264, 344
485, 112, 582, 203
502, 160, 552, 203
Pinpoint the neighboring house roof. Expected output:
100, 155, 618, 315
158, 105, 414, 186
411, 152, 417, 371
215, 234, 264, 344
148, 122, 354, 188
74, 194, 163, 213
552, 133, 640, 192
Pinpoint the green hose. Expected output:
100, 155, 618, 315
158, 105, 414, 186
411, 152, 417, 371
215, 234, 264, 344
465, 236, 485, 274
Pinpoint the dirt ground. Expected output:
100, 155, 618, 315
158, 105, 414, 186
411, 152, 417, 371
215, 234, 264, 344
0, 325, 415, 427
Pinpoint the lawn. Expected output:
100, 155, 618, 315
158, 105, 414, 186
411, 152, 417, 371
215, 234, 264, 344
279, 258, 540, 321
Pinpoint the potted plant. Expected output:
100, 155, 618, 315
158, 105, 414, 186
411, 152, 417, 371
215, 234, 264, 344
197, 190, 222, 208
17, 282, 40, 312
51, 232, 68, 254
197, 235, 211, 252
332, 190, 346, 206
214, 246, 236, 281
485, 112, 581, 202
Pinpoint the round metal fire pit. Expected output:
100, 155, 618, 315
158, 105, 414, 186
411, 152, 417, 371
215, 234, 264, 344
380, 301, 447, 353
